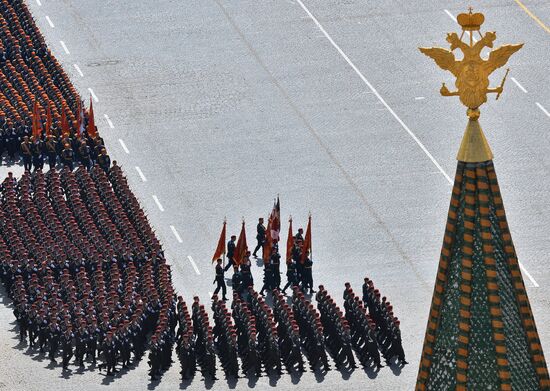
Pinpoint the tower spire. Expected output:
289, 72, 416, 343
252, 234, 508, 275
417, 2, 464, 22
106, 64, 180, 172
416, 9, 549, 390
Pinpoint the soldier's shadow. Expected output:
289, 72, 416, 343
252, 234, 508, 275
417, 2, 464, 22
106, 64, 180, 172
289, 369, 303, 384
59, 368, 73, 379
105, 374, 120, 389
202, 376, 215, 390
179, 377, 193, 389
335, 365, 353, 380
146, 378, 160, 390
362, 363, 381, 379
267, 371, 281, 387
224, 374, 238, 389
388, 360, 404, 376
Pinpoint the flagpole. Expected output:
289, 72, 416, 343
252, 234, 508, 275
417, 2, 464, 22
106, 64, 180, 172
223, 217, 227, 268
309, 212, 312, 262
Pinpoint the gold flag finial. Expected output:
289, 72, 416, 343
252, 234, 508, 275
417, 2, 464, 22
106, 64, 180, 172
419, 9, 523, 162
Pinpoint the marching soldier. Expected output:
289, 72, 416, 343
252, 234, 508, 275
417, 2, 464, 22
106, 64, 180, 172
78, 140, 92, 171
231, 265, 243, 298
31, 136, 44, 171
61, 143, 74, 170
213, 258, 228, 301
45, 134, 57, 170
282, 260, 298, 295
224, 235, 237, 272
270, 246, 281, 290
259, 261, 274, 296
97, 148, 111, 173
240, 252, 253, 289
62, 326, 74, 370
252, 217, 266, 258
302, 252, 314, 294
48, 319, 61, 362
75, 322, 88, 367
20, 135, 32, 171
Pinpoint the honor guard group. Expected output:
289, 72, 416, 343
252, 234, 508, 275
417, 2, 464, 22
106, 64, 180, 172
0, 0, 406, 385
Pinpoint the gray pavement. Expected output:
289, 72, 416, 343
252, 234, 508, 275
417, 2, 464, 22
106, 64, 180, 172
0, 0, 549, 389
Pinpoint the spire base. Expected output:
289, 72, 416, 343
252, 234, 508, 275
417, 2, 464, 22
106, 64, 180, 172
457, 113, 493, 163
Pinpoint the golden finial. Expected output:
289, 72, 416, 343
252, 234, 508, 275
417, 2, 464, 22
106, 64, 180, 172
419, 8, 523, 162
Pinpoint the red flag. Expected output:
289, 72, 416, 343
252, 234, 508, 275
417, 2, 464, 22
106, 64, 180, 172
61, 105, 70, 138
286, 217, 293, 263
300, 215, 312, 264
212, 220, 226, 262
45, 102, 52, 137
270, 197, 281, 242
87, 97, 97, 138
263, 217, 273, 264
233, 221, 248, 266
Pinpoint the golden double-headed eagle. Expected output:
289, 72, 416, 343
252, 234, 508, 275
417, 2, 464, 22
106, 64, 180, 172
419, 8, 523, 111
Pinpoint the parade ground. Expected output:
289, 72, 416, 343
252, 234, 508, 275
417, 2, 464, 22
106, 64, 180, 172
0, 0, 549, 390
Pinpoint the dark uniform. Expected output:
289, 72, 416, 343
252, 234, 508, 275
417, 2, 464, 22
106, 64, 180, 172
224, 238, 236, 272
61, 145, 74, 170
20, 138, 32, 171
78, 141, 92, 170
31, 138, 44, 171
45, 136, 57, 170
62, 329, 74, 370
97, 149, 111, 173
213, 261, 227, 300
282, 261, 298, 294
253, 220, 266, 258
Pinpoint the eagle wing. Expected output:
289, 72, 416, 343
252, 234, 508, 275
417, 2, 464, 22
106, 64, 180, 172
486, 43, 524, 73
419, 47, 458, 76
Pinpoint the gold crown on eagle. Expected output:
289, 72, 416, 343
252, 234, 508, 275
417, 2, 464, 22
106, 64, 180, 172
457, 8, 485, 31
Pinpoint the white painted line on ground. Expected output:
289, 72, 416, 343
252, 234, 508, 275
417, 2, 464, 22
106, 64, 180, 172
536, 102, 550, 118
60, 41, 70, 54
518, 261, 539, 288
187, 256, 201, 275
88, 88, 99, 102
135, 166, 147, 182
104, 114, 114, 128
152, 195, 164, 212
444, 9, 457, 22
296, 0, 453, 184
45, 16, 54, 28
415, 97, 426, 100
73, 64, 84, 77
36, 0, 42, 6
170, 225, 183, 243
511, 77, 527, 93
118, 138, 129, 154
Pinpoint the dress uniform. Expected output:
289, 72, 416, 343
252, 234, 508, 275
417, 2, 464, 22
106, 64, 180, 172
61, 144, 74, 170
282, 261, 298, 294
31, 137, 44, 171
252, 218, 266, 258
224, 236, 237, 272
213, 259, 228, 300
78, 140, 92, 171
20, 136, 32, 171
270, 247, 281, 290
45, 135, 57, 170
302, 256, 314, 294
97, 148, 111, 173
62, 327, 74, 370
